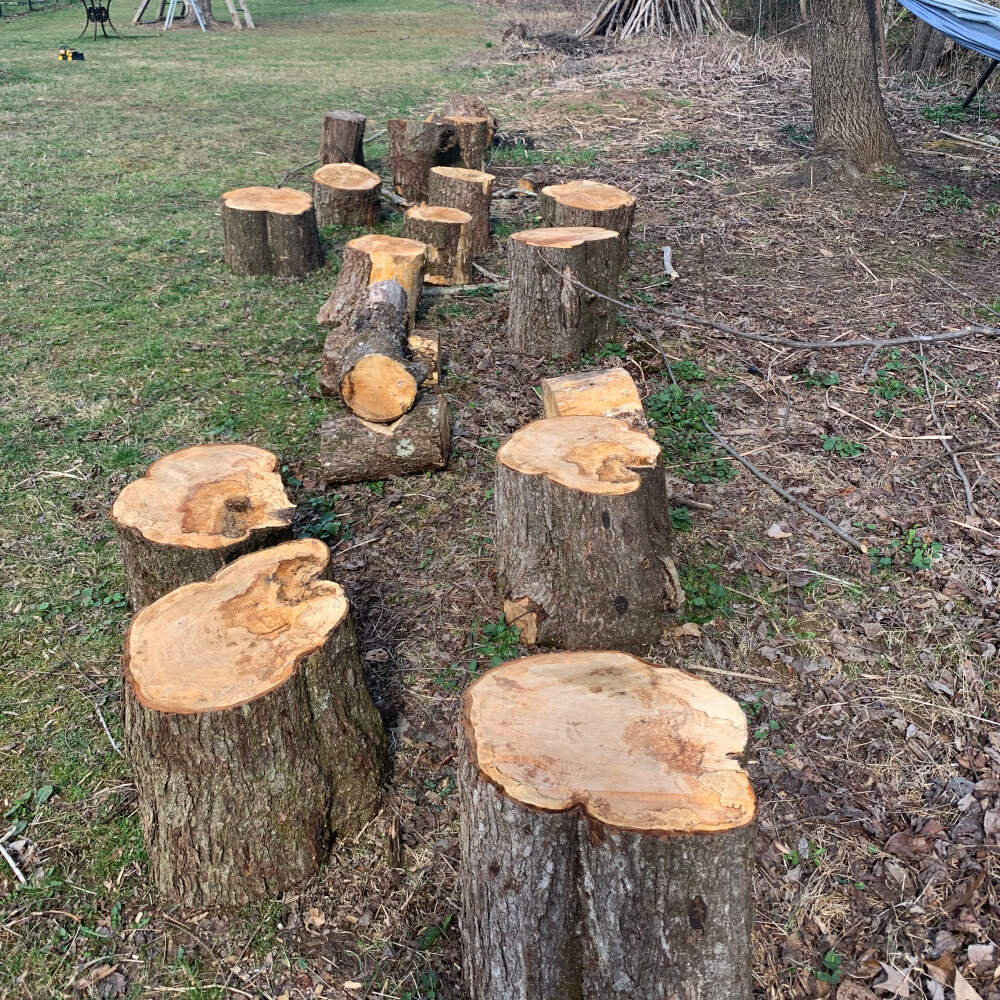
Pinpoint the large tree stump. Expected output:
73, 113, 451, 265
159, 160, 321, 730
312, 163, 381, 229
319, 393, 450, 485
439, 116, 492, 172
440, 94, 498, 133
427, 166, 494, 257
541, 368, 648, 432
110, 444, 295, 610
495, 416, 681, 649
507, 227, 621, 359
220, 187, 323, 277
122, 539, 387, 910
459, 650, 755, 1000
404, 205, 472, 286
539, 179, 636, 260
320, 110, 366, 166
387, 118, 460, 203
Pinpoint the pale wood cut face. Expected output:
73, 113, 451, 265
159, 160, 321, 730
510, 226, 619, 249
541, 368, 643, 420
341, 356, 418, 423
349, 234, 427, 260
465, 651, 756, 834
430, 166, 496, 185
313, 163, 381, 190
221, 186, 314, 215
543, 179, 636, 211
497, 416, 660, 495
406, 205, 474, 225
124, 539, 347, 714
111, 444, 294, 548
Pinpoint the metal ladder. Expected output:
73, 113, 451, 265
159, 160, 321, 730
163, 0, 204, 30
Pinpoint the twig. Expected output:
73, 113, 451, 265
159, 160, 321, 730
683, 662, 777, 684
0, 842, 26, 885
276, 159, 319, 189
666, 493, 714, 511
472, 261, 505, 282
363, 128, 387, 143
421, 281, 508, 298
381, 185, 410, 208
827, 401, 952, 441
496, 186, 538, 199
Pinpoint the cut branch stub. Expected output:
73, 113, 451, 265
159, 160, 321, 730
220, 186, 323, 277
312, 162, 381, 229
507, 226, 621, 358
320, 110, 366, 166
123, 539, 387, 910
539, 179, 636, 259
427, 166, 494, 257
459, 650, 755, 1000
110, 444, 295, 609
404, 205, 473, 286
541, 367, 648, 432
495, 416, 681, 649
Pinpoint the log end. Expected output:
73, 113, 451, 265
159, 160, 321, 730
313, 162, 381, 192
341, 355, 419, 423
509, 225, 619, 249
541, 368, 649, 431
540, 179, 636, 212
429, 165, 496, 192
221, 186, 314, 215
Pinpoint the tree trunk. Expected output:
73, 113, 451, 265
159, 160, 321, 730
312, 163, 381, 229
110, 444, 295, 609
319, 393, 450, 485
179, 0, 219, 27
541, 367, 649, 432
906, 20, 948, 74
459, 651, 756, 1000
320, 110, 366, 166
404, 205, 473, 286
387, 118, 460, 203
221, 187, 323, 277
439, 116, 492, 172
427, 166, 494, 258
539, 180, 636, 264
494, 416, 682, 650
507, 227, 621, 359
810, 0, 901, 173
122, 540, 387, 910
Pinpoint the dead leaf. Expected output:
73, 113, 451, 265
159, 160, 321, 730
926, 956, 955, 986
884, 831, 932, 858
670, 622, 701, 639
967, 944, 995, 964
305, 906, 326, 932
838, 983, 878, 1000
767, 522, 793, 539
344, 983, 363, 991
954, 970, 983, 1000
874, 963, 912, 998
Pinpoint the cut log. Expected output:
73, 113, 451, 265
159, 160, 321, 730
319, 393, 450, 485
495, 416, 681, 649
110, 444, 295, 610
440, 116, 492, 172
507, 226, 621, 359
320, 110, 366, 166
459, 650, 755, 1000
404, 205, 473, 286
539, 179, 636, 260
541, 367, 648, 432
427, 166, 494, 257
387, 118, 461, 203
312, 163, 381, 229
123, 539, 387, 909
408, 331, 440, 387
220, 186, 323, 277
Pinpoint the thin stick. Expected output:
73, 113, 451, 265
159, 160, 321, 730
828, 401, 952, 441
421, 281, 508, 298
0, 842, 26, 885
276, 159, 319, 189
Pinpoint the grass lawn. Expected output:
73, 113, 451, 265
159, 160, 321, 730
0, 2, 486, 995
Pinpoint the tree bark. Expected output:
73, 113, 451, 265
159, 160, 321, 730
312, 163, 381, 229
387, 119, 460, 203
404, 205, 473, 286
459, 651, 755, 1000
494, 416, 682, 650
541, 367, 649, 432
221, 187, 323, 277
507, 227, 621, 359
122, 540, 387, 910
439, 116, 492, 172
539, 180, 636, 263
427, 166, 494, 258
110, 444, 295, 609
178, 0, 219, 27
906, 21, 948, 74
320, 110, 366, 166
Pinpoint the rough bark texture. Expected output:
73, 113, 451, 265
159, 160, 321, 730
507, 228, 621, 359
319, 393, 450, 485
438, 116, 492, 172
403, 206, 473, 286
539, 180, 636, 263
906, 21, 948, 74
440, 94, 498, 133
387, 119, 460, 203
178, 0, 219, 27
810, 0, 902, 173
320, 110, 366, 166
220, 187, 323, 277
313, 163, 381, 229
541, 367, 649, 432
427, 166, 494, 258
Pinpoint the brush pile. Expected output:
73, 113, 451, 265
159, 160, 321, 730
578, 0, 729, 38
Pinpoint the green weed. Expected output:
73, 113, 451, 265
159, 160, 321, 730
680, 565, 732, 623
669, 507, 693, 532
647, 135, 699, 154
793, 369, 840, 388
869, 527, 943, 574
820, 435, 866, 459
922, 185, 972, 212
645, 385, 736, 484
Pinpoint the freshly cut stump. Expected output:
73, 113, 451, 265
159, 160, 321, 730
320, 110, 366, 166
123, 539, 387, 910
427, 166, 494, 257
495, 416, 681, 649
220, 187, 323, 277
459, 650, 755, 1000
319, 393, 450, 485
387, 118, 460, 203
404, 205, 472, 286
539, 179, 636, 260
313, 163, 381, 228
110, 444, 295, 609
541, 367, 648, 432
507, 227, 621, 359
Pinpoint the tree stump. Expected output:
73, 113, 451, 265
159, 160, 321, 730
319, 393, 450, 485
440, 94, 498, 133
539, 179, 636, 262
313, 163, 381, 229
507, 227, 621, 359
220, 187, 323, 277
541, 368, 648, 432
110, 444, 295, 610
495, 416, 681, 649
427, 166, 494, 257
439, 116, 492, 172
459, 650, 755, 1000
123, 539, 387, 910
387, 118, 460, 203
404, 205, 472, 286
320, 110, 366, 166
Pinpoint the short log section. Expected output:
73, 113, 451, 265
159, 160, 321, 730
427, 166, 494, 257
440, 116, 492, 172
221, 187, 323, 277
320, 110, 366, 166
110, 444, 295, 610
404, 205, 472, 286
123, 539, 388, 910
459, 650, 755, 1000
495, 416, 681, 649
313, 163, 381, 229
541, 368, 648, 432
507, 226, 621, 359
387, 118, 460, 203
539, 179, 636, 259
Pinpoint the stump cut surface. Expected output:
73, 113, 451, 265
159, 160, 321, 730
313, 163, 381, 191
510, 225, 619, 250
541, 179, 635, 213
221, 187, 314, 214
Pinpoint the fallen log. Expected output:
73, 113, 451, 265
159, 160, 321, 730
540, 367, 648, 431
427, 166, 495, 257
404, 205, 473, 286
320, 110, 366, 166
313, 162, 382, 228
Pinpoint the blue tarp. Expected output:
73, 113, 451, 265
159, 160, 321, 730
898, 0, 1000, 62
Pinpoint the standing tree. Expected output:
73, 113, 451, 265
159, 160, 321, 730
810, 0, 902, 174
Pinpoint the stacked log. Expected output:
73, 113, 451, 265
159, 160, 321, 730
427, 166, 494, 257
313, 163, 382, 228
540, 368, 649, 432
539, 179, 636, 261
320, 110, 366, 166
404, 205, 473, 286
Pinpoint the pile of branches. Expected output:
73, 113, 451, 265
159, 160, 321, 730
578, 0, 729, 38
